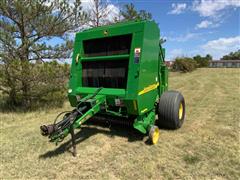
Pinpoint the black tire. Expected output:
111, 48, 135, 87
156, 90, 185, 129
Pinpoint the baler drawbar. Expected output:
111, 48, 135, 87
40, 88, 105, 156
40, 20, 186, 156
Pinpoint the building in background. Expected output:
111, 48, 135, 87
209, 60, 240, 68
165, 61, 174, 68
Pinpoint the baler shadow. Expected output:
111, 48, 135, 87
39, 124, 144, 159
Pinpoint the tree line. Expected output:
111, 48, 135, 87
172, 54, 212, 73
172, 49, 240, 72
0, 0, 152, 110
221, 50, 240, 60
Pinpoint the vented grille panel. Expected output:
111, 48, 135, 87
82, 60, 129, 89
83, 35, 132, 57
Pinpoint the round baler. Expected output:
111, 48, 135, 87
40, 20, 185, 156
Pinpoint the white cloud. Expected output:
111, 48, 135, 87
167, 49, 184, 60
195, 20, 222, 29
81, 0, 120, 22
192, 0, 240, 17
191, 1, 240, 29
168, 3, 187, 15
105, 4, 120, 21
201, 36, 240, 59
168, 32, 201, 42
196, 20, 213, 29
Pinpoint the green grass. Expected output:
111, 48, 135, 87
1, 68, 240, 179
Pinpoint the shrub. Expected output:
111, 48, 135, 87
172, 57, 197, 72
0, 61, 70, 111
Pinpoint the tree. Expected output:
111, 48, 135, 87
221, 50, 240, 60
120, 3, 138, 20
193, 54, 212, 67
138, 10, 152, 20
205, 54, 212, 61
85, 0, 117, 27
120, 3, 152, 21
0, 0, 87, 109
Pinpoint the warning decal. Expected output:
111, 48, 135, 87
134, 48, 141, 64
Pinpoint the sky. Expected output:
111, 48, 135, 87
50, 0, 240, 61
108, 0, 240, 60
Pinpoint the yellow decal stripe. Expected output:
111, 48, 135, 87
133, 100, 137, 111
141, 108, 148, 113
138, 82, 159, 96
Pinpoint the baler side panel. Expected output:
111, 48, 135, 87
124, 31, 144, 115
137, 22, 160, 114
68, 40, 82, 106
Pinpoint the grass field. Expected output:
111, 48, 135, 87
0, 68, 240, 179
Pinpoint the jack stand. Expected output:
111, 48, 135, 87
70, 126, 76, 157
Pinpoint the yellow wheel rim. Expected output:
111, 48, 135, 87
152, 128, 160, 144
179, 103, 183, 120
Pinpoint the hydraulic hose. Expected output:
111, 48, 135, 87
40, 87, 103, 137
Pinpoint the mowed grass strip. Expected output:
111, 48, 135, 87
0, 68, 239, 179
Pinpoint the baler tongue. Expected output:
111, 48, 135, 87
40, 125, 54, 136
40, 88, 105, 156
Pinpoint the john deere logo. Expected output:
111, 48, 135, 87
103, 30, 108, 35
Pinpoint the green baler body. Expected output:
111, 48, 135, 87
68, 21, 168, 118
